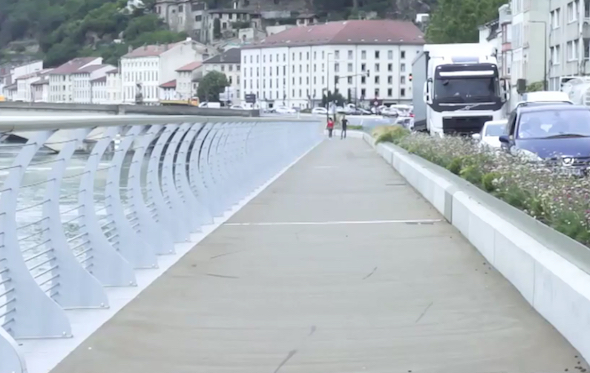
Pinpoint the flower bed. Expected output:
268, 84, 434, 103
373, 126, 590, 246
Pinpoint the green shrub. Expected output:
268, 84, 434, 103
373, 131, 590, 247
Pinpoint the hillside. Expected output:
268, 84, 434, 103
0, 0, 439, 67
0, 0, 188, 67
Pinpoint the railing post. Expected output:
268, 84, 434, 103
198, 125, 222, 217
0, 131, 72, 338
78, 126, 136, 287
105, 125, 158, 269
188, 123, 214, 225
127, 125, 174, 255
174, 123, 204, 232
162, 123, 192, 239
0, 327, 26, 373
147, 124, 183, 243
41, 128, 109, 309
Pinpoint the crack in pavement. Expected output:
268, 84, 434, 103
363, 267, 378, 280
273, 350, 297, 373
210, 251, 243, 260
205, 273, 240, 279
415, 301, 434, 323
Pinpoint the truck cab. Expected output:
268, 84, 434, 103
413, 44, 509, 136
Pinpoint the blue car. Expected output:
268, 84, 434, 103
499, 104, 590, 176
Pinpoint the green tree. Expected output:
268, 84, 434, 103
426, 0, 507, 43
213, 18, 221, 39
197, 71, 229, 102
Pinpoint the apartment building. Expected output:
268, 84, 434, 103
106, 69, 123, 103
510, 0, 549, 105
120, 38, 208, 104
71, 64, 116, 103
175, 61, 202, 99
31, 77, 50, 102
203, 48, 241, 104
48, 57, 103, 103
240, 20, 424, 108
548, 0, 590, 90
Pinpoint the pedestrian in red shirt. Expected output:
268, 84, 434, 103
326, 117, 334, 138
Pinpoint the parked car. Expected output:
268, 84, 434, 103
275, 106, 296, 114
311, 107, 328, 115
500, 105, 590, 176
472, 119, 507, 149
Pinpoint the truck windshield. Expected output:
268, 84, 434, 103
434, 77, 499, 103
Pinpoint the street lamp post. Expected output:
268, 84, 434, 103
530, 20, 548, 91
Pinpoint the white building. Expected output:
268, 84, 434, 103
479, 19, 502, 74
15, 68, 53, 102
203, 48, 241, 104
31, 77, 50, 102
510, 0, 549, 102
106, 69, 123, 103
548, 0, 590, 89
90, 77, 109, 104
11, 60, 43, 81
48, 57, 103, 103
72, 64, 116, 103
120, 38, 209, 104
175, 61, 202, 99
240, 20, 425, 108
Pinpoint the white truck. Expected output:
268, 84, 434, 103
412, 44, 509, 136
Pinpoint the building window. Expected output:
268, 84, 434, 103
387, 88, 392, 97
374, 88, 379, 98
313, 51, 317, 59
400, 76, 405, 84
388, 50, 393, 59
335, 50, 340, 59
400, 88, 406, 97
361, 76, 366, 84
335, 63, 339, 72
400, 63, 406, 72
374, 63, 380, 72
361, 63, 366, 72
401, 51, 406, 59
387, 63, 392, 72
567, 40, 578, 60
361, 88, 366, 98
568, 1, 578, 22
551, 9, 561, 29
347, 77, 352, 84
361, 50, 366, 59
347, 63, 353, 72
375, 51, 380, 59
375, 76, 380, 84
348, 50, 353, 59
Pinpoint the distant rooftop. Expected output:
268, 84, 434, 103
244, 20, 424, 49
90, 76, 107, 83
176, 61, 202, 72
76, 64, 115, 73
123, 42, 182, 58
160, 79, 177, 88
49, 57, 101, 75
203, 48, 241, 64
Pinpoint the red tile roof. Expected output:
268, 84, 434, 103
160, 79, 176, 88
123, 43, 181, 58
49, 57, 101, 75
244, 20, 424, 49
176, 61, 202, 72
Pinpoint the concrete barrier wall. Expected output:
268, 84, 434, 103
364, 134, 590, 362
0, 102, 259, 117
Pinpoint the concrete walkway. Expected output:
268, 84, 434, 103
51, 138, 583, 373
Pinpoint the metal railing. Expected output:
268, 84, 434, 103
0, 115, 322, 373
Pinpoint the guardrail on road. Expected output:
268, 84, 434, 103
0, 102, 260, 117
364, 134, 590, 363
0, 115, 322, 373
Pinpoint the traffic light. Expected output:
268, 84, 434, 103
409, 73, 413, 82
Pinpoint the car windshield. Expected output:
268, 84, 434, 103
434, 77, 499, 103
485, 123, 505, 136
517, 109, 590, 139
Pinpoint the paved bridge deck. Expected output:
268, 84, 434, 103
49, 138, 581, 373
